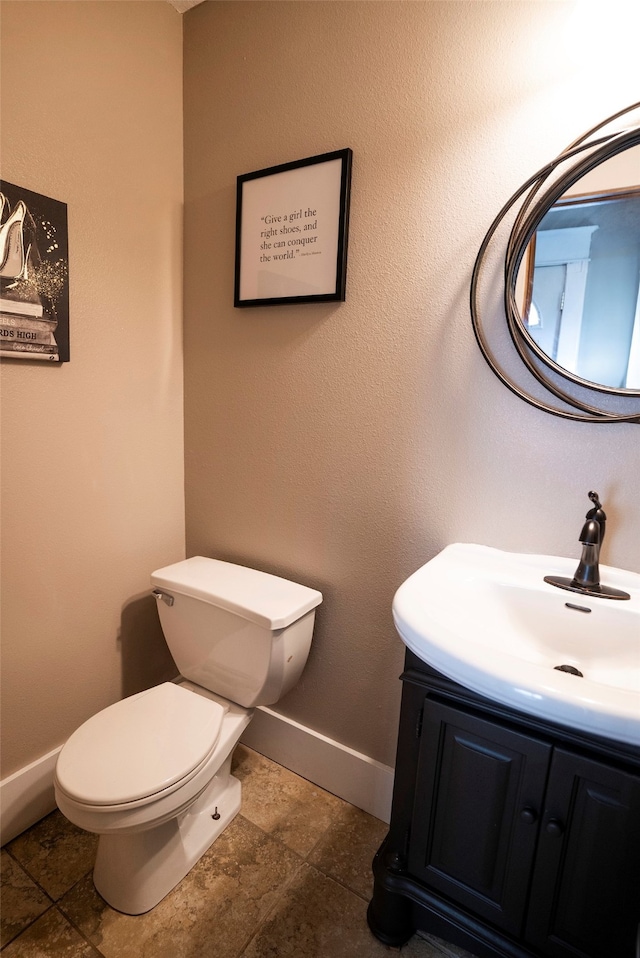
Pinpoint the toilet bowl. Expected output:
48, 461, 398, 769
54, 558, 321, 914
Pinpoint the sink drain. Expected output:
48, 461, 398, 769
554, 664, 584, 677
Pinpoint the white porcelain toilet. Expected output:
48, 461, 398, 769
54, 556, 322, 915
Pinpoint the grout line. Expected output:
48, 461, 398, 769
234, 812, 310, 861
233, 857, 308, 958
1, 902, 101, 958
0, 903, 55, 952
2, 845, 102, 955
2, 845, 55, 902
54, 904, 106, 958
305, 859, 375, 905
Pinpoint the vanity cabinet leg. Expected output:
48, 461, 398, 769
367, 880, 414, 947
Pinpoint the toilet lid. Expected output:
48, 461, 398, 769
56, 684, 226, 806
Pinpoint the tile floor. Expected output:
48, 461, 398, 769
1, 745, 478, 958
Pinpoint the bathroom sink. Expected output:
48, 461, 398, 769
393, 543, 640, 746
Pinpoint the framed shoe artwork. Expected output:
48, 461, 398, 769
0, 182, 70, 363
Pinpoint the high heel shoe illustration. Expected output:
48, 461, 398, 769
0, 193, 9, 227
0, 199, 27, 279
1, 203, 47, 316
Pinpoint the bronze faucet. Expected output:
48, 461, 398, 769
545, 492, 630, 600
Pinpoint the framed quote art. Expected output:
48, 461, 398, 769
234, 148, 352, 307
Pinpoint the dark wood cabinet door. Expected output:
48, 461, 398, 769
526, 748, 640, 958
408, 699, 551, 936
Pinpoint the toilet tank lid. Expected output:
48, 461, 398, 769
151, 557, 322, 630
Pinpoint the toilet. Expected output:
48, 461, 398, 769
54, 556, 322, 915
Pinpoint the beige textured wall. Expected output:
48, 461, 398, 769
0, 2, 185, 778
183, 1, 640, 767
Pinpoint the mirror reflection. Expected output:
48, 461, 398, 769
518, 146, 640, 391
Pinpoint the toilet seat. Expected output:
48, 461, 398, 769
55, 683, 227, 807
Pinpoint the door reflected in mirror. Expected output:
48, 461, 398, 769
518, 146, 640, 391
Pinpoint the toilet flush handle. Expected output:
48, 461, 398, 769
152, 588, 174, 607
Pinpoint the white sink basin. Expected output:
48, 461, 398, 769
393, 543, 640, 746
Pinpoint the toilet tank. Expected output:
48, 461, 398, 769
151, 557, 322, 708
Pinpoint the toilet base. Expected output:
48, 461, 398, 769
93, 755, 241, 914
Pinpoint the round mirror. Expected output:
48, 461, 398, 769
471, 103, 640, 423
516, 146, 640, 393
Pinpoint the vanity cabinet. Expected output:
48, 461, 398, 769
368, 651, 640, 958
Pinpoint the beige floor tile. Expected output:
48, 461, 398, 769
413, 932, 480, 958
7, 810, 98, 901
308, 802, 388, 899
396, 935, 453, 957
1, 907, 97, 958
59, 814, 303, 958
232, 745, 347, 856
240, 861, 397, 958
1, 850, 53, 948
3, 754, 479, 958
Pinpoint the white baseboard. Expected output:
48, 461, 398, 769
1, 746, 61, 846
241, 706, 394, 824
0, 710, 395, 845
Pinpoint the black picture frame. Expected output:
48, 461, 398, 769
234, 148, 352, 308
0, 181, 70, 363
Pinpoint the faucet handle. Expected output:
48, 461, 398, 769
585, 490, 606, 541
587, 490, 602, 510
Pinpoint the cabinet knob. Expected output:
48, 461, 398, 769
520, 807, 538, 824
545, 818, 564, 837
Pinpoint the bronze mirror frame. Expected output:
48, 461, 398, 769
470, 103, 640, 424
